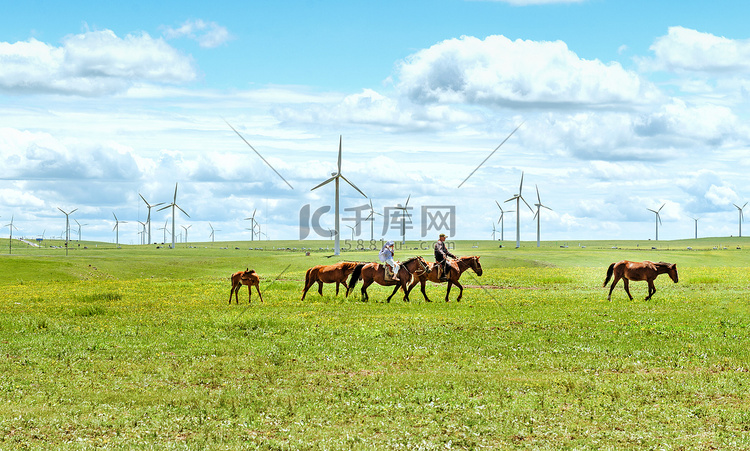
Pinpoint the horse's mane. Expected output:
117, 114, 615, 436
402, 256, 422, 265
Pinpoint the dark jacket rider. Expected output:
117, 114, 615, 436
433, 233, 456, 281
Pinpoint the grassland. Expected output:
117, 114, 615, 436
1, 237, 749, 449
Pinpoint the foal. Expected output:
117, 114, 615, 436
229, 268, 263, 304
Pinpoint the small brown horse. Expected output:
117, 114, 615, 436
301, 261, 360, 301
229, 269, 263, 304
348, 256, 431, 302
405, 256, 483, 302
603, 260, 678, 301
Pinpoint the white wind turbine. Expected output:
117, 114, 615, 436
491, 222, 498, 241
160, 219, 170, 243
245, 209, 258, 241
346, 224, 356, 242
138, 221, 146, 245
364, 199, 383, 242
139, 194, 164, 245
5, 215, 18, 254
533, 185, 552, 248
112, 213, 127, 247
209, 223, 220, 242
181, 224, 191, 243
647, 204, 665, 241
505, 172, 533, 248
691, 217, 700, 240
310, 136, 367, 256
393, 195, 412, 245
495, 201, 513, 242
733, 202, 747, 237
158, 183, 189, 249
58, 207, 77, 256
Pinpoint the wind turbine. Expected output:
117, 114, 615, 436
58, 207, 77, 256
139, 194, 164, 245
157, 183, 190, 249
74, 219, 87, 242
346, 224, 355, 242
181, 224, 191, 243
112, 213, 127, 247
505, 172, 533, 248
647, 204, 665, 241
209, 223, 220, 242
245, 209, 258, 241
364, 199, 383, 242
160, 219, 170, 243
495, 201, 513, 242
733, 202, 747, 237
394, 195, 412, 245
310, 136, 367, 256
491, 222, 498, 241
691, 217, 700, 240
138, 221, 147, 245
5, 216, 18, 254
533, 185, 552, 248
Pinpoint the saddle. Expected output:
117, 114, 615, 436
384, 263, 399, 281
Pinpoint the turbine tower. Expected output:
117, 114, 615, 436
58, 207, 77, 256
533, 185, 552, 248
495, 201, 513, 242
112, 213, 127, 247
158, 183, 190, 249
139, 194, 164, 245
160, 219, 169, 244
505, 172, 533, 249
394, 195, 412, 245
209, 223, 220, 242
734, 202, 747, 237
310, 136, 367, 256
647, 204, 665, 241
181, 224, 191, 243
491, 222, 498, 241
691, 217, 700, 240
5, 215, 18, 255
74, 219, 87, 242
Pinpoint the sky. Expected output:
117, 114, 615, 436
2, 0, 750, 245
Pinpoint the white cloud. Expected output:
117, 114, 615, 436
396, 35, 661, 107
162, 19, 232, 48
646, 26, 750, 74
0, 30, 196, 95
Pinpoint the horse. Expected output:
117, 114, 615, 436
347, 256, 431, 302
405, 256, 483, 302
602, 260, 678, 301
229, 269, 263, 304
300, 261, 360, 301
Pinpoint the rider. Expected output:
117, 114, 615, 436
434, 233, 456, 281
378, 240, 400, 281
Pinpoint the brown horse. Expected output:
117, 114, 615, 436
348, 256, 431, 302
301, 261, 360, 301
405, 256, 483, 302
229, 269, 263, 304
603, 260, 678, 301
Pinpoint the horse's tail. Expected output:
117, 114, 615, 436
602, 263, 615, 287
304, 267, 314, 288
347, 263, 365, 292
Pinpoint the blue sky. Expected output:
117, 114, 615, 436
2, 0, 750, 244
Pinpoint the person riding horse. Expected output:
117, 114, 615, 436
434, 233, 456, 281
378, 240, 400, 281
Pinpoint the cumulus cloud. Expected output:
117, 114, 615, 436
646, 26, 750, 74
395, 35, 661, 108
162, 19, 232, 48
677, 170, 741, 213
0, 30, 197, 95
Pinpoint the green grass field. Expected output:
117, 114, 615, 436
1, 237, 749, 449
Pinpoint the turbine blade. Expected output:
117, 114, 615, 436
457, 121, 524, 188
224, 118, 294, 189
339, 174, 367, 198
175, 205, 190, 218
658, 203, 665, 212
521, 196, 534, 213
311, 176, 336, 191
157, 204, 172, 212
173, 183, 178, 202
536, 185, 541, 204
404, 194, 411, 207
519, 172, 524, 193
139, 193, 148, 205
337, 136, 343, 174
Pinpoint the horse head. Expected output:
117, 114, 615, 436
668, 263, 678, 283
470, 256, 483, 276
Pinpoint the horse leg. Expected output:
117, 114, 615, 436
247, 283, 252, 304
229, 284, 237, 304
335, 281, 340, 296
607, 275, 620, 301
646, 280, 656, 300
387, 284, 400, 303
361, 280, 373, 302
623, 279, 633, 301
420, 279, 431, 302
300, 280, 313, 302
454, 280, 464, 302
445, 281, 453, 302
255, 285, 264, 303
317, 281, 323, 296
